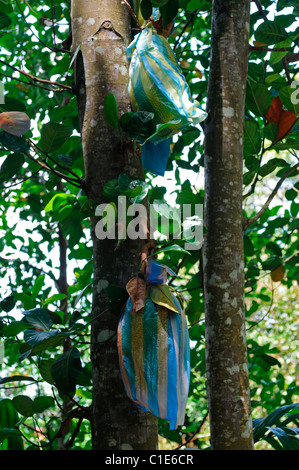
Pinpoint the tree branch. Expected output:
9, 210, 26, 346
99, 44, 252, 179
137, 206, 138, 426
253, 0, 293, 84
253, 0, 268, 20
24, 151, 83, 189
250, 46, 292, 52
0, 59, 74, 93
285, 53, 299, 63
243, 162, 299, 230
28, 139, 84, 185
16, 0, 71, 54
0, 255, 58, 287
174, 9, 199, 50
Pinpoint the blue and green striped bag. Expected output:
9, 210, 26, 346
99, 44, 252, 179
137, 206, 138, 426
127, 25, 207, 176
117, 260, 190, 430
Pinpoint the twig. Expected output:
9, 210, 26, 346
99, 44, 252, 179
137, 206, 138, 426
0, 169, 41, 190
243, 162, 299, 229
16, 0, 70, 54
0, 59, 73, 93
243, 136, 266, 200
253, 0, 293, 83
253, 0, 268, 20
0, 71, 64, 93
121, 0, 142, 30
174, 411, 209, 449
0, 255, 58, 286
285, 53, 299, 63
174, 10, 199, 50
65, 416, 83, 449
24, 151, 83, 189
246, 287, 274, 331
28, 139, 84, 184
250, 46, 292, 53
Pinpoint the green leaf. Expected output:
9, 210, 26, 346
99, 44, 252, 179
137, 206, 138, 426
160, 0, 179, 27
51, 347, 82, 393
22, 308, 53, 331
39, 122, 73, 154
55, 153, 73, 167
18, 333, 66, 361
246, 81, 272, 117
154, 243, 191, 256
44, 192, 71, 213
32, 396, 54, 414
186, 0, 211, 11
244, 120, 262, 156
150, 284, 180, 313
0, 294, 16, 313
103, 178, 121, 203
0, 132, 30, 152
43, 293, 68, 307
279, 85, 299, 114
0, 97, 26, 112
119, 111, 155, 143
104, 93, 118, 128
269, 38, 292, 65
267, 427, 299, 450
271, 138, 299, 151
140, 0, 153, 20
0, 12, 11, 29
74, 282, 92, 308
23, 329, 60, 347
118, 173, 149, 202
264, 122, 278, 142
253, 403, 299, 442
0, 399, 22, 450
0, 428, 20, 442
0, 153, 25, 182
176, 189, 201, 205
0, 376, 37, 385
259, 157, 289, 177
32, 274, 45, 299
0, 399, 19, 428
39, 359, 55, 384
1, 321, 29, 338
12, 395, 34, 417
265, 73, 282, 84
255, 20, 288, 45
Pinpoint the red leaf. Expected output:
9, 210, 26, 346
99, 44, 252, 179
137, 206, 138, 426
126, 276, 147, 314
265, 96, 297, 142
276, 110, 297, 141
265, 96, 282, 125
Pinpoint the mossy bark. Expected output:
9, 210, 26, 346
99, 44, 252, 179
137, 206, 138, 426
71, 0, 157, 450
203, 0, 254, 450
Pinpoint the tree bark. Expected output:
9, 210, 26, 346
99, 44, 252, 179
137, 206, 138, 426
71, 0, 157, 450
203, 0, 254, 449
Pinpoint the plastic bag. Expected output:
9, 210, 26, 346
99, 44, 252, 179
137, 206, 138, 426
127, 25, 207, 176
117, 259, 190, 430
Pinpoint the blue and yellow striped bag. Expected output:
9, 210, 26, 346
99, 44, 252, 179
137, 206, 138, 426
117, 260, 190, 430
127, 25, 207, 176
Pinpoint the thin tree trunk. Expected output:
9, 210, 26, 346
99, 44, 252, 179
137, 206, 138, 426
203, 0, 254, 449
71, 0, 157, 450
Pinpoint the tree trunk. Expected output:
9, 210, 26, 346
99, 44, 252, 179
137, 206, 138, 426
71, 0, 158, 450
203, 0, 254, 449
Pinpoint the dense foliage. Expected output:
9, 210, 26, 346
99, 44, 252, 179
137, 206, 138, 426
0, 0, 298, 450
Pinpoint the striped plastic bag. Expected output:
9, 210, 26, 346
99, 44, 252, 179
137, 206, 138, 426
117, 259, 190, 430
127, 25, 207, 176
